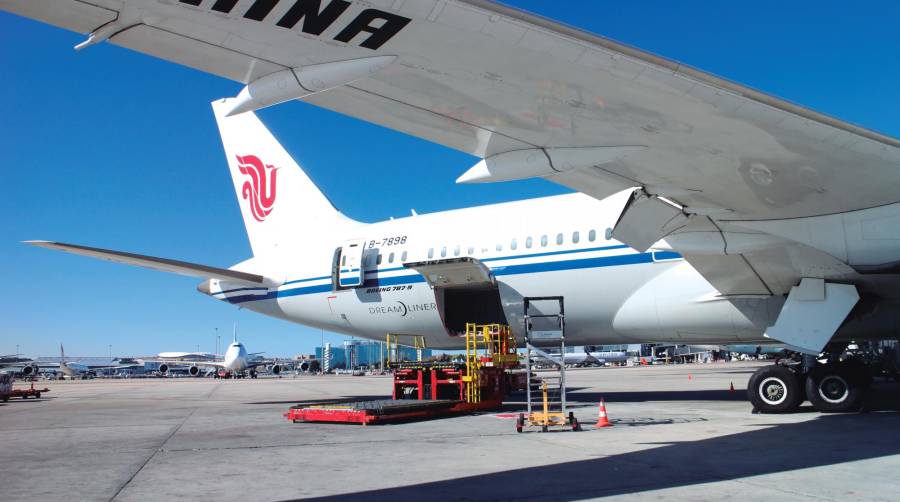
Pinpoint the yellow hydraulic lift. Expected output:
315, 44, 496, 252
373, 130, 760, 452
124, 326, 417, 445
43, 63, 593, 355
464, 323, 518, 403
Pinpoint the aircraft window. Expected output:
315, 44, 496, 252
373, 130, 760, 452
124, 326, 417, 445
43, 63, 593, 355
388, 252, 394, 263
605, 227, 613, 240
496, 243, 503, 252
556, 233, 563, 245
540, 235, 548, 247
441, 246, 447, 257
468, 246, 474, 255
377, 254, 382, 265
452, 245, 459, 256
526, 237, 533, 248
511, 239, 518, 250
572, 231, 580, 244
341, 255, 347, 266
401, 251, 407, 262
589, 229, 597, 242
428, 248, 434, 259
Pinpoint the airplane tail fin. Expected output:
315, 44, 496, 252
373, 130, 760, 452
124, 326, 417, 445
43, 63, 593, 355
211, 99, 359, 256
60, 344, 65, 362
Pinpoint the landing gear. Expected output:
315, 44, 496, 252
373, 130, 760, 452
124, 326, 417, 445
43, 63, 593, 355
804, 362, 866, 413
249, 370, 258, 379
748, 343, 874, 414
747, 364, 803, 413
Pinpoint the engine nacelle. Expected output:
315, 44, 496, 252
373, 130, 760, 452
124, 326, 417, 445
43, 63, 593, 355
158, 363, 169, 375
20, 364, 37, 376
269, 364, 281, 375
298, 361, 310, 372
188, 365, 200, 377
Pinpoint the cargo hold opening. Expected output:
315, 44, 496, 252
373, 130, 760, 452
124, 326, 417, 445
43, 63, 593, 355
436, 286, 508, 336
404, 257, 508, 337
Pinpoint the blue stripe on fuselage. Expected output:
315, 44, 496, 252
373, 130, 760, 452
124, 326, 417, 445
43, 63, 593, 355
218, 250, 681, 305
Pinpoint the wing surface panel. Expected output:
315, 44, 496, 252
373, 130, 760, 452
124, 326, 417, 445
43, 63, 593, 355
25, 241, 268, 285
4, 0, 897, 221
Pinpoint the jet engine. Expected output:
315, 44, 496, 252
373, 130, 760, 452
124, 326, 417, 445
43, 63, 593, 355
269, 364, 282, 375
158, 363, 169, 375
298, 361, 310, 372
188, 365, 200, 377
20, 364, 38, 376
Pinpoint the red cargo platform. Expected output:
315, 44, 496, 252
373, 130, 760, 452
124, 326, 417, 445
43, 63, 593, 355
285, 362, 517, 425
2, 381, 50, 401
284, 398, 502, 425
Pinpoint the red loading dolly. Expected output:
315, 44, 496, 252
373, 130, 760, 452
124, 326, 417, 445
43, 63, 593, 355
285, 324, 524, 425
284, 362, 520, 425
285, 398, 500, 425
2, 381, 50, 402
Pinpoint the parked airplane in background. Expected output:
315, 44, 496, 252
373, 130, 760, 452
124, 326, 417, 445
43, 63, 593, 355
534, 348, 629, 368
7, 1, 899, 414
0, 355, 40, 378
54, 345, 144, 380
153, 337, 284, 378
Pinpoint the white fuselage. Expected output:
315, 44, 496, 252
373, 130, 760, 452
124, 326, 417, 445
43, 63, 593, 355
205, 191, 768, 349
223, 343, 248, 372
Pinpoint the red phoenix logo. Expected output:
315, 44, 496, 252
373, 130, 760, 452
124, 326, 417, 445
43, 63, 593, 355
236, 154, 278, 222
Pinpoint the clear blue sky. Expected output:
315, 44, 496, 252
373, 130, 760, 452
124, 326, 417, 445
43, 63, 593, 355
2, 1, 897, 358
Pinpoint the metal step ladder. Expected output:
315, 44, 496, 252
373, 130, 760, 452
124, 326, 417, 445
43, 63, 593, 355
522, 296, 574, 431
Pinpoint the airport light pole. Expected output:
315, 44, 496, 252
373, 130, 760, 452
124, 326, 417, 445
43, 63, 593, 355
216, 328, 220, 357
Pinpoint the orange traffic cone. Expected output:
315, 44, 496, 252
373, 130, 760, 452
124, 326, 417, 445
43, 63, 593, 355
688, 373, 693, 381
594, 399, 613, 428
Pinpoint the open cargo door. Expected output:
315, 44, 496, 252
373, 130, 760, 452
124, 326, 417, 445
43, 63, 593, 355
404, 257, 494, 289
404, 258, 506, 336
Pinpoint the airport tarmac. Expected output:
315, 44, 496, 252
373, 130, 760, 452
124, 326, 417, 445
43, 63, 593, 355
1, 362, 899, 501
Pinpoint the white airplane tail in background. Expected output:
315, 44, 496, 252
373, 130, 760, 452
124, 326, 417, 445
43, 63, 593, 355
211, 99, 358, 256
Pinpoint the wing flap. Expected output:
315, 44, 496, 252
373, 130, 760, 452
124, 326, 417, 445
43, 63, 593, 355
25, 241, 267, 285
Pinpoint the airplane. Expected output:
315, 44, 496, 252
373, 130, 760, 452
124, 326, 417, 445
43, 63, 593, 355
533, 348, 628, 368
151, 333, 285, 378
0, 355, 40, 378
52, 345, 144, 380
5, 1, 899, 415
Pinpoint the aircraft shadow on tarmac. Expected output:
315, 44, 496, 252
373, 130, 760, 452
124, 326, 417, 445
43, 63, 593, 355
287, 410, 900, 502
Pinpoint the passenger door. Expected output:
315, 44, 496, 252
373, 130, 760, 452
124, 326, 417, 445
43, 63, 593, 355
337, 239, 365, 288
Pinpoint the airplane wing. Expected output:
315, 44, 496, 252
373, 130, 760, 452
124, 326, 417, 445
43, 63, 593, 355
5, 1, 899, 353
25, 241, 268, 286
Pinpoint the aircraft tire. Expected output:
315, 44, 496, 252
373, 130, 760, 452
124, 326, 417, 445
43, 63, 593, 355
805, 363, 865, 413
747, 365, 803, 413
